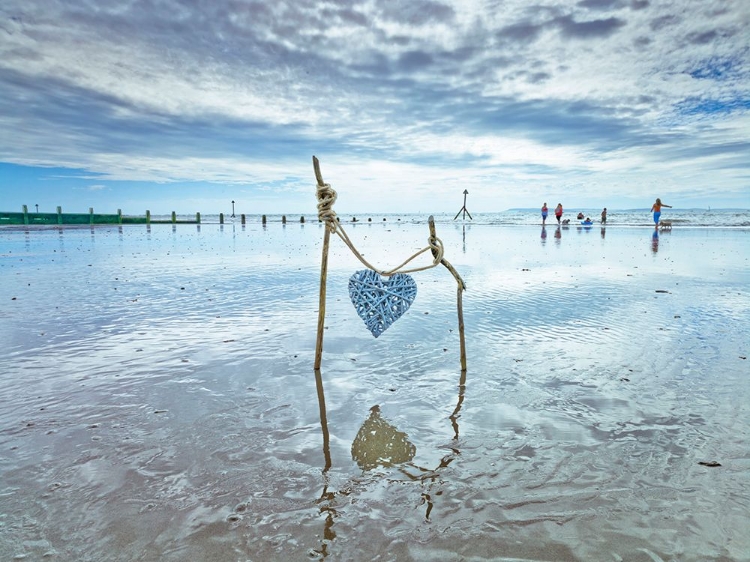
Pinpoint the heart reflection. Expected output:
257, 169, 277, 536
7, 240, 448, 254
351, 405, 416, 470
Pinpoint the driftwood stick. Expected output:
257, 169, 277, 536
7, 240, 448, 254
314, 369, 332, 471
314, 229, 331, 370
456, 285, 467, 372
313, 156, 330, 370
428, 216, 467, 371
313, 155, 325, 187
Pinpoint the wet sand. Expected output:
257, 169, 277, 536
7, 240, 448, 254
1, 222, 749, 561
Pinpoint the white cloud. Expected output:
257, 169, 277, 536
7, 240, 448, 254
0, 0, 747, 211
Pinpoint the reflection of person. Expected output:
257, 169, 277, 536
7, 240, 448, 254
554, 226, 561, 240
650, 198, 672, 229
541, 203, 548, 225
541, 225, 547, 242
651, 229, 659, 253
555, 203, 563, 225
601, 208, 607, 223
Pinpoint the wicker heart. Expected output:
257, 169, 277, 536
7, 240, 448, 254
348, 270, 417, 338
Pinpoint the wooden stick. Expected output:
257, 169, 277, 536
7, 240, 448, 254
314, 369, 332, 471
314, 228, 330, 370
313, 156, 330, 370
428, 216, 467, 371
456, 284, 467, 372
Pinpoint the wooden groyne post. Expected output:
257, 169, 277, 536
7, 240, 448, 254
4, 207, 329, 226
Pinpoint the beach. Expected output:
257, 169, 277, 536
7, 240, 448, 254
1, 220, 749, 561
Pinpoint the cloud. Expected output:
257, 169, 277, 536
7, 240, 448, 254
0, 0, 748, 211
377, 1, 456, 26
553, 14, 627, 39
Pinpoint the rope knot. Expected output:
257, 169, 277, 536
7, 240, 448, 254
429, 236, 444, 264
316, 182, 338, 229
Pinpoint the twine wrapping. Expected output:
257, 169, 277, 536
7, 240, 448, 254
316, 180, 444, 276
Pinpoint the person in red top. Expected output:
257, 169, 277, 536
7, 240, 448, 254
541, 202, 548, 225
554, 203, 563, 225
650, 198, 671, 228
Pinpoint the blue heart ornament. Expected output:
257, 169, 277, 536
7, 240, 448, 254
348, 270, 417, 338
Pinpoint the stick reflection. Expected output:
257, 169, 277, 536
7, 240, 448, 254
312, 366, 468, 555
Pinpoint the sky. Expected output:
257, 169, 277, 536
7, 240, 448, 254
1, 0, 749, 215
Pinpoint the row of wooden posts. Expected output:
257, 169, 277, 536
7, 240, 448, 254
4, 206, 390, 226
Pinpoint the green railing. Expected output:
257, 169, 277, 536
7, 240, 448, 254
0, 206, 202, 226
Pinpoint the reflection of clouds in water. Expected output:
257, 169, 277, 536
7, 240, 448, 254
3, 223, 749, 560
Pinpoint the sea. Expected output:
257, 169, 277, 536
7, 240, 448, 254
152, 208, 750, 228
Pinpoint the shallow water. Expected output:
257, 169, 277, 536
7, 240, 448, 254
149, 207, 750, 228
1, 223, 749, 561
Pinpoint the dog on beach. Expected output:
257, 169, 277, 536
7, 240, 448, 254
561, 219, 570, 225
659, 220, 672, 230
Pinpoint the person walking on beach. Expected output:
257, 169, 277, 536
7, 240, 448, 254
541, 202, 548, 225
601, 208, 607, 223
555, 203, 563, 225
650, 198, 671, 229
